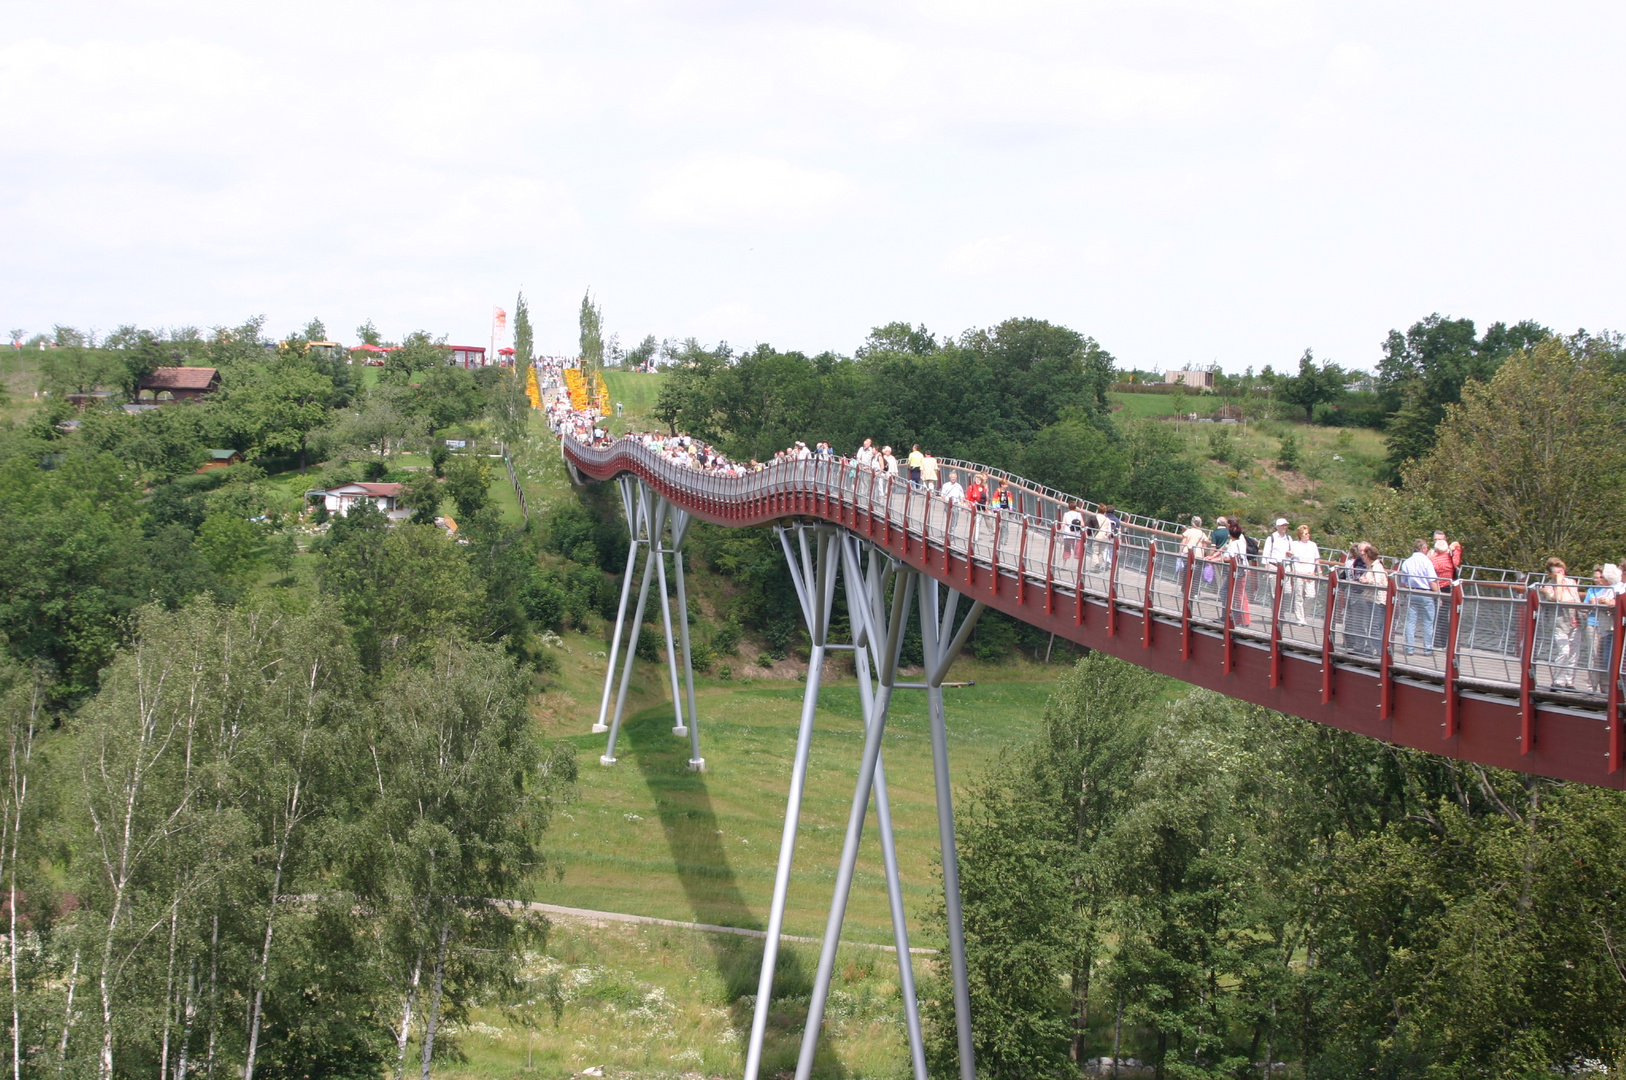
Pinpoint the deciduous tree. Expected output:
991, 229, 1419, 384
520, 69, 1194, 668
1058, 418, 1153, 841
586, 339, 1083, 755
1403, 338, 1626, 570
1278, 349, 1343, 422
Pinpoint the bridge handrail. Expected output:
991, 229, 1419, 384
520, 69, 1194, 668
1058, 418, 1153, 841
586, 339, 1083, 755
561, 435, 1623, 712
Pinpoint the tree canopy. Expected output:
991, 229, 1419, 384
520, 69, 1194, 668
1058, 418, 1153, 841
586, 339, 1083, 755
938, 652, 1626, 1078
1399, 338, 1626, 569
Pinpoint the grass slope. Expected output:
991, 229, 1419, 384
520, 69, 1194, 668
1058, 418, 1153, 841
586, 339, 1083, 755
438, 640, 1064, 1080
534, 662, 1055, 945
447, 917, 931, 1080
1108, 393, 1389, 538
601, 370, 666, 434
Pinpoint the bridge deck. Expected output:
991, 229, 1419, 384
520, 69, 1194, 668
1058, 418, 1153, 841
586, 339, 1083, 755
564, 438, 1626, 789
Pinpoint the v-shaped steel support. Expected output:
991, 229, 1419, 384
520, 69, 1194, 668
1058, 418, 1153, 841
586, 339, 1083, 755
595, 480, 704, 770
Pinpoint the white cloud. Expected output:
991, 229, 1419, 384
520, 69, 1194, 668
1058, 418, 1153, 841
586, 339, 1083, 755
683, 299, 773, 344
0, 37, 265, 154
2, 0, 1624, 370
634, 154, 857, 227
942, 233, 1068, 277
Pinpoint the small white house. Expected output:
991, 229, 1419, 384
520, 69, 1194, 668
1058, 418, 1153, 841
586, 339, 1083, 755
305, 482, 411, 522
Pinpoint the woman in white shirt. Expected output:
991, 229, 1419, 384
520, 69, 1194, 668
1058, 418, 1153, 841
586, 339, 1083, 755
1287, 524, 1321, 625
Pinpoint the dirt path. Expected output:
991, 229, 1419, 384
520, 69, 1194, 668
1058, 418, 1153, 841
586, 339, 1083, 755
514, 900, 937, 954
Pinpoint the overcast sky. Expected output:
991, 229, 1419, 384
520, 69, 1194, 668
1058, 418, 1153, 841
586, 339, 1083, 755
3, 1, 1621, 372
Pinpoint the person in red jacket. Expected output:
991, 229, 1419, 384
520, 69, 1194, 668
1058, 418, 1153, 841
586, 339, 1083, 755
1428, 531, 1463, 650
1428, 531, 1463, 587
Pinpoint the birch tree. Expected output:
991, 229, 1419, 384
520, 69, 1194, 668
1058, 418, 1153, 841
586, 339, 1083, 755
356, 638, 569, 1079
0, 658, 47, 1080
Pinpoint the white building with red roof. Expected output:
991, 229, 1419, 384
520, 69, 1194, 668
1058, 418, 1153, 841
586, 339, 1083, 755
304, 482, 411, 521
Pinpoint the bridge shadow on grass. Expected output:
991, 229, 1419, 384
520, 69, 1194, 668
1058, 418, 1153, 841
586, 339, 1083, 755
622, 705, 847, 1079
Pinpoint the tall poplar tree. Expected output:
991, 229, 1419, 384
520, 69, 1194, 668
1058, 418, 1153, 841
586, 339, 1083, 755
578, 291, 603, 385
513, 293, 533, 366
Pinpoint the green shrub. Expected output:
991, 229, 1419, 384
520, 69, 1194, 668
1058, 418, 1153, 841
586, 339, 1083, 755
1277, 430, 1301, 470
711, 621, 742, 656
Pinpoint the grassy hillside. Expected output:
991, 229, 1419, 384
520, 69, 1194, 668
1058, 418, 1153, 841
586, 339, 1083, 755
1106, 389, 1182, 418
533, 654, 1058, 943
0, 347, 44, 425
448, 635, 1070, 1080
601, 369, 666, 435
1107, 392, 1388, 541
447, 916, 930, 1080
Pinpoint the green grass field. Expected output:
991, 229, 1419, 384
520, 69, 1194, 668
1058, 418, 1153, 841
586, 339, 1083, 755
446, 916, 932, 1080
601, 370, 666, 434
487, 452, 527, 524
534, 659, 1056, 945
438, 635, 1068, 1080
1107, 390, 1183, 418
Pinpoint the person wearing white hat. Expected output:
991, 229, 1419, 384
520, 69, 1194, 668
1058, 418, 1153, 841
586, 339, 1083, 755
1260, 517, 1294, 566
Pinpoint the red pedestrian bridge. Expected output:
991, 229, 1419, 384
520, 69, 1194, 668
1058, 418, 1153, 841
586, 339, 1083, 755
566, 435, 1624, 790
561, 430, 1625, 1080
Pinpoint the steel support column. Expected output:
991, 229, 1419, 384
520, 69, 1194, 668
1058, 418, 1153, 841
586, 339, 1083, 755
919, 578, 985, 1080
597, 482, 704, 767
601, 490, 665, 766
653, 512, 687, 738
744, 524, 840, 1080
669, 510, 704, 770
593, 476, 644, 734
794, 540, 920, 1080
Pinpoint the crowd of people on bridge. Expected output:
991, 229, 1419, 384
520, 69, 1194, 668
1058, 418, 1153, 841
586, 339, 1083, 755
542, 371, 1626, 693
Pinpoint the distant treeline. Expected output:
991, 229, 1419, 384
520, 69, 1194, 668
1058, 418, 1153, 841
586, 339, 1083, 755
652, 319, 1214, 523
646, 320, 1219, 660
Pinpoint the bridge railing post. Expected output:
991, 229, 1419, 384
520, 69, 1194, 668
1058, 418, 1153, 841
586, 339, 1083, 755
1322, 570, 1343, 701
1445, 581, 1464, 738
1270, 561, 1285, 686
1609, 597, 1625, 772
1519, 584, 1540, 754
1379, 572, 1398, 719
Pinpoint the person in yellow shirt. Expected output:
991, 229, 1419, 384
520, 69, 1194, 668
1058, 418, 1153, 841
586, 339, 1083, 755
907, 445, 924, 487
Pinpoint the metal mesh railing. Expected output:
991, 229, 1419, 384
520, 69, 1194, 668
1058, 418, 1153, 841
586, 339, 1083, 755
562, 436, 1626, 707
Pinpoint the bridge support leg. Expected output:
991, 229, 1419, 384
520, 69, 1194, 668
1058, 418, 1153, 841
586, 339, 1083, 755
920, 579, 985, 1080
794, 539, 921, 1080
744, 525, 840, 1080
669, 510, 704, 770
654, 513, 687, 739
851, 544, 928, 1080
602, 492, 665, 766
593, 476, 643, 734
